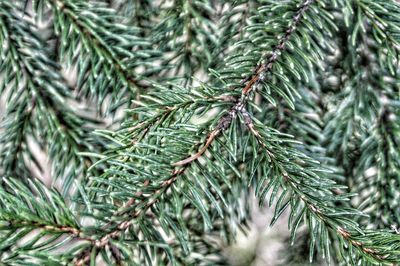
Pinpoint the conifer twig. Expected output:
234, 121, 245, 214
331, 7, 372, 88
173, 0, 314, 167
74, 1, 316, 264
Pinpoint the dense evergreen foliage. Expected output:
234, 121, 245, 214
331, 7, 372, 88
0, 0, 399, 265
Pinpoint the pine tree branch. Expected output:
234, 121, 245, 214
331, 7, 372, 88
356, 105, 400, 228
170, 0, 400, 263
355, 0, 400, 48
71, 1, 324, 264
72, 1, 319, 264
0, 178, 93, 258
323, 3, 399, 231
72, 92, 229, 264
0, 5, 45, 177
6, 220, 81, 238
49, 0, 137, 88
33, 0, 155, 108
173, 0, 314, 167
74, 167, 187, 266
0, 1, 100, 194
153, 0, 218, 84
74, 133, 213, 264
243, 112, 399, 263
345, 0, 400, 76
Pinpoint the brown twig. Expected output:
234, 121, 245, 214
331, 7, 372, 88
172, 129, 221, 166
9, 220, 93, 243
